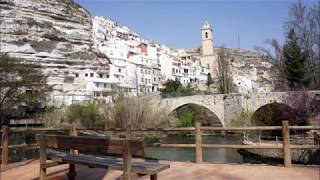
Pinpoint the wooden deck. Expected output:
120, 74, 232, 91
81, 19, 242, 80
1, 160, 319, 180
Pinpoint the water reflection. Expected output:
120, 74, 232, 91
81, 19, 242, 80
145, 135, 245, 163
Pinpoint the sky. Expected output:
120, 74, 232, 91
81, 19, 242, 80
75, 0, 316, 50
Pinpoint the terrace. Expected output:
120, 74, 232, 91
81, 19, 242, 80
1, 122, 319, 180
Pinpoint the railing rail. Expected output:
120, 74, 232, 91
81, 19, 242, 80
1, 122, 320, 167
2, 125, 319, 133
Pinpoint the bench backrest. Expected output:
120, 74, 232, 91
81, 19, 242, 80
36, 134, 144, 157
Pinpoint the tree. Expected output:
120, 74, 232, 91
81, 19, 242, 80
206, 73, 214, 88
0, 55, 50, 121
283, 29, 310, 89
285, 1, 320, 89
255, 1, 319, 90
160, 79, 195, 98
216, 46, 234, 94
284, 91, 320, 126
160, 79, 182, 96
254, 39, 287, 91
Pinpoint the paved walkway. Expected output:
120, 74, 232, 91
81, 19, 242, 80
1, 160, 319, 180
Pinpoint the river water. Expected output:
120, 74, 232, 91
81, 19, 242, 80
145, 134, 282, 164
5, 133, 284, 164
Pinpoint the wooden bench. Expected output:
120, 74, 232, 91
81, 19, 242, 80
36, 133, 169, 180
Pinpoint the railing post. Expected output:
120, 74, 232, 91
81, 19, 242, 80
1, 125, 9, 165
123, 140, 132, 180
39, 132, 47, 180
69, 122, 78, 155
282, 121, 291, 168
67, 122, 78, 180
195, 121, 202, 163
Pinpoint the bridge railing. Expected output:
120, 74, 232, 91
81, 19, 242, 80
1, 121, 320, 168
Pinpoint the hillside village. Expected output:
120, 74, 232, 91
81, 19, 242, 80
0, 0, 276, 106
90, 16, 276, 98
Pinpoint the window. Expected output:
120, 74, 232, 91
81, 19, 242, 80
118, 68, 121, 73
205, 32, 208, 38
106, 74, 109, 78
85, 73, 88, 77
99, 74, 103, 78
26, 89, 33, 94
154, 78, 156, 81
90, 73, 94, 77
207, 64, 210, 69
141, 78, 144, 82
75, 73, 79, 77
104, 83, 107, 88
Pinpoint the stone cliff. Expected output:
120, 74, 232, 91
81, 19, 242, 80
0, 0, 110, 96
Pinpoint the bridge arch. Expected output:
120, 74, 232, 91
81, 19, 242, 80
170, 103, 223, 127
251, 102, 299, 126
160, 95, 226, 127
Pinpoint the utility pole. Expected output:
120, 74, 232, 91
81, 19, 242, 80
135, 68, 139, 96
237, 32, 240, 50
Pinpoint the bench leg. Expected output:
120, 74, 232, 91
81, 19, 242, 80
150, 174, 158, 180
40, 165, 46, 180
67, 164, 77, 180
120, 173, 139, 180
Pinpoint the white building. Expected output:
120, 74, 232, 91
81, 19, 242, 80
92, 16, 210, 98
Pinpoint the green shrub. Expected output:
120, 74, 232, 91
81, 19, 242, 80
43, 107, 66, 128
176, 104, 203, 127
102, 95, 176, 130
65, 102, 103, 128
230, 111, 254, 127
160, 79, 196, 98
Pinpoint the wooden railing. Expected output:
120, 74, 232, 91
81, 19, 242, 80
1, 121, 320, 168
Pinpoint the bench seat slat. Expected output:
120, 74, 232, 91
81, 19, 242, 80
49, 153, 170, 175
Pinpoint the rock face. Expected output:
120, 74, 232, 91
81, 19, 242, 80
0, 0, 110, 97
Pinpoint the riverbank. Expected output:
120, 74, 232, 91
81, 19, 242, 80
2, 160, 319, 180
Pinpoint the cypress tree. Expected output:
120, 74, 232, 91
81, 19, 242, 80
206, 73, 214, 88
283, 29, 310, 89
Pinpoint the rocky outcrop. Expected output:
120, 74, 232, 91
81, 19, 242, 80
0, 0, 110, 95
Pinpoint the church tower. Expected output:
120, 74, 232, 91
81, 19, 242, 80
202, 21, 214, 56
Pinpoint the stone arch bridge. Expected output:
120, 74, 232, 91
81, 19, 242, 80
154, 91, 320, 127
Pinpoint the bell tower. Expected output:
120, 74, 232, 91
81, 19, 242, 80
202, 21, 214, 56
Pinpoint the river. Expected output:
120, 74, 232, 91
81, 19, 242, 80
145, 134, 283, 164
5, 133, 289, 164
